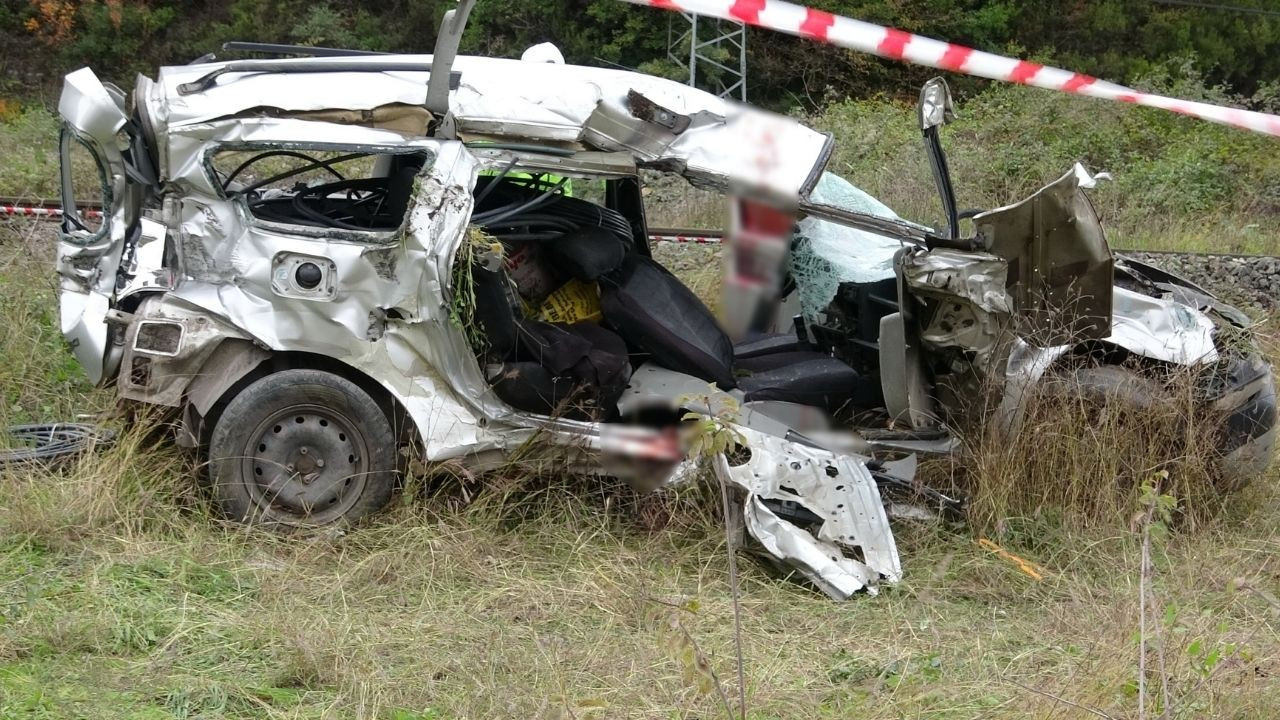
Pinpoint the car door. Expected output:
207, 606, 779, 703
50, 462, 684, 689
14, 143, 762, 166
56, 67, 151, 384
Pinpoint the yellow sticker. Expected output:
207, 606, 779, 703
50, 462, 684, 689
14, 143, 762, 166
537, 278, 602, 324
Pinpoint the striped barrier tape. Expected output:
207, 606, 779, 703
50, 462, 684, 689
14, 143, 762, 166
1, 204, 104, 219
648, 230, 723, 244
624, 0, 1280, 138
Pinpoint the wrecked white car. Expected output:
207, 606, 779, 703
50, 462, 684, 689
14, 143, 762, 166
55, 32, 1274, 598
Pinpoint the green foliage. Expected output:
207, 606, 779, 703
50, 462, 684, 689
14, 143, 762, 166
0, 107, 61, 199
448, 226, 502, 356
678, 388, 746, 460
812, 60, 1280, 253
3, 0, 1278, 113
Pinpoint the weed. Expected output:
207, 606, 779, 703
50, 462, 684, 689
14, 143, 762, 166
956, 359, 1227, 533
447, 225, 502, 356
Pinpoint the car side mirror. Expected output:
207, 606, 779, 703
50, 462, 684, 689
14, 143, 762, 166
917, 77, 960, 241
918, 77, 956, 131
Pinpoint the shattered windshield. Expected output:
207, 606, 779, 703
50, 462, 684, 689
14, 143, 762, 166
790, 173, 907, 324
809, 171, 899, 221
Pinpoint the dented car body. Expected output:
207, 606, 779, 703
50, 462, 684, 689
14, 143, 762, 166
56, 42, 1274, 598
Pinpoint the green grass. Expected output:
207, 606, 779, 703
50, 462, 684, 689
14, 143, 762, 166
809, 79, 1280, 255
3, 92, 1280, 718
2, 391, 1278, 718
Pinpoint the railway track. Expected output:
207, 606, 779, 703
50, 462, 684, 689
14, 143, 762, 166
3, 197, 1276, 260
644, 225, 1280, 261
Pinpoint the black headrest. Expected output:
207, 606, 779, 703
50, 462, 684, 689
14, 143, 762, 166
546, 226, 626, 281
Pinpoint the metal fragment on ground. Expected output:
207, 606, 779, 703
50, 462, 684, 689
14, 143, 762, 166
713, 427, 900, 600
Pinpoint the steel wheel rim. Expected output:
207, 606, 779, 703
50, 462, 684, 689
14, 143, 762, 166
239, 402, 371, 524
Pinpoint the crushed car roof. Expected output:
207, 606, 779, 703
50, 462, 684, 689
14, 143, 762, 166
148, 54, 833, 201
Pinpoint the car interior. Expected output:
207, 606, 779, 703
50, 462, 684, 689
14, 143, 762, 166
462, 164, 887, 425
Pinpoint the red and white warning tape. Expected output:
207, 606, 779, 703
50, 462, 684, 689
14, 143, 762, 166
648, 230, 723, 244
1, 204, 103, 219
625, 0, 1280, 138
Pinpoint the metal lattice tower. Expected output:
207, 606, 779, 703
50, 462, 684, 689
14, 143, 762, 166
667, 13, 747, 102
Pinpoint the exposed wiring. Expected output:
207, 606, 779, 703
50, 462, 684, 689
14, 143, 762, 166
472, 159, 519, 208
286, 177, 393, 231
221, 150, 347, 191
0, 424, 115, 465
231, 151, 370, 197
471, 176, 570, 226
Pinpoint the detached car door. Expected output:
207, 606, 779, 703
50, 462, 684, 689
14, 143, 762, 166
56, 67, 152, 384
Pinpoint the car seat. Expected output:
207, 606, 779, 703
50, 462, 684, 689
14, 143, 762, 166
468, 254, 631, 420
599, 253, 876, 412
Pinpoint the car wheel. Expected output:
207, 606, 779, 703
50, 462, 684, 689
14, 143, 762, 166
208, 369, 397, 527
1042, 364, 1251, 491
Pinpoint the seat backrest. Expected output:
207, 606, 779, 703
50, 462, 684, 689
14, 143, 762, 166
600, 254, 736, 389
470, 264, 519, 361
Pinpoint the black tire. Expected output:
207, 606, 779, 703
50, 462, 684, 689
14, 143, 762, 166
208, 369, 397, 528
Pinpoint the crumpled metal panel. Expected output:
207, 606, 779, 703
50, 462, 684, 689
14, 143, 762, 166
995, 338, 1073, 434
901, 248, 1011, 364
155, 117, 627, 462
118, 217, 173, 301
56, 68, 135, 385
713, 427, 901, 600
1107, 286, 1219, 365
996, 286, 1221, 432
975, 163, 1113, 344
149, 55, 831, 202
159, 119, 513, 460
165, 118, 422, 196
903, 249, 1011, 315
118, 294, 252, 407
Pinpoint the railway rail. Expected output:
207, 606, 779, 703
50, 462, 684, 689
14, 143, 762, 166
2, 197, 1276, 260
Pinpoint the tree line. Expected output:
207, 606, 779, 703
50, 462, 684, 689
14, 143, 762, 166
2, 0, 1277, 109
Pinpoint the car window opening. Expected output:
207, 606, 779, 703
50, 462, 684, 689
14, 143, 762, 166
59, 129, 109, 238
463, 168, 886, 429
211, 149, 432, 232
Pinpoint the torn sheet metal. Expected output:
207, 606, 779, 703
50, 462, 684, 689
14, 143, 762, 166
152, 55, 832, 203
713, 427, 901, 600
902, 249, 1011, 315
1106, 286, 1219, 365
901, 248, 1011, 363
162, 125, 526, 461
975, 163, 1113, 344
56, 68, 136, 385
995, 338, 1072, 435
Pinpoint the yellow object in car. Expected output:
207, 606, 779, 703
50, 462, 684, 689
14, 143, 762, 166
537, 278, 602, 324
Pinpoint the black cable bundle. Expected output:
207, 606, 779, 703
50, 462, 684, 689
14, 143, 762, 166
0, 423, 115, 465
471, 173, 633, 246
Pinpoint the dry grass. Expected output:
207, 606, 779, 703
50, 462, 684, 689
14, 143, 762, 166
4, 89, 1280, 716
4, 216, 1280, 719
953, 361, 1227, 534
